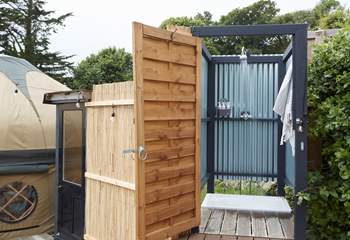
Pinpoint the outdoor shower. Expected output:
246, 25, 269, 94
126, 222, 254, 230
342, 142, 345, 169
239, 47, 252, 121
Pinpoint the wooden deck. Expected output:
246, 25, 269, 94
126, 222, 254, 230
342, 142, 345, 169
15, 234, 53, 240
180, 209, 294, 240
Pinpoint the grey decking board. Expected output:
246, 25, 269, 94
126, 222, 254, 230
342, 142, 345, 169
205, 234, 221, 240
221, 235, 237, 240
251, 212, 268, 238
279, 216, 294, 239
205, 210, 225, 234
200, 208, 212, 233
266, 215, 285, 238
16, 234, 53, 240
188, 233, 205, 240
236, 212, 251, 236
220, 210, 237, 235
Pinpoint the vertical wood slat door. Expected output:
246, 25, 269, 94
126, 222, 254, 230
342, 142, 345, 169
85, 82, 136, 240
133, 22, 202, 240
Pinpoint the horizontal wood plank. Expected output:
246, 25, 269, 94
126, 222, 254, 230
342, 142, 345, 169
144, 80, 196, 102
145, 156, 194, 174
145, 163, 195, 183
145, 181, 195, 204
143, 23, 197, 46
143, 61, 196, 85
85, 172, 135, 191
146, 145, 195, 162
85, 99, 134, 107
144, 101, 195, 120
146, 138, 194, 152
145, 198, 195, 225
145, 218, 197, 240
143, 37, 196, 66
145, 126, 195, 142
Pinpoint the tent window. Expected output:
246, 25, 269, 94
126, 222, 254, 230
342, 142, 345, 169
0, 182, 38, 223
63, 110, 83, 186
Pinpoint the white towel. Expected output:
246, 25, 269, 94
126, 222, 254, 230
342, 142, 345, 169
273, 58, 295, 156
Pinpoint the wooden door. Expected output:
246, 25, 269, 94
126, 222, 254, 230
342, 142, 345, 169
84, 82, 136, 240
133, 22, 202, 240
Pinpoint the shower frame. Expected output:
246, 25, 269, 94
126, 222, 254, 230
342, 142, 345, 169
192, 24, 308, 240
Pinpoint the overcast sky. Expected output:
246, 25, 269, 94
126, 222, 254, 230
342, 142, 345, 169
46, 0, 350, 64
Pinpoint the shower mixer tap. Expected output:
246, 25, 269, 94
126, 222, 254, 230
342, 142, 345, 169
240, 111, 252, 120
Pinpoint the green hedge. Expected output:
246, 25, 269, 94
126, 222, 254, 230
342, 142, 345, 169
307, 29, 350, 239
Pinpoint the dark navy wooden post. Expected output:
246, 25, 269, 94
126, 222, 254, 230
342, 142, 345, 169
207, 61, 216, 193
293, 25, 308, 240
277, 60, 286, 196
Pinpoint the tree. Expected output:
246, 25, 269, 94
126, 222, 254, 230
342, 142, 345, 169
274, 0, 350, 29
160, 11, 219, 54
160, 0, 288, 55
160, 11, 213, 29
272, 10, 316, 26
70, 47, 132, 90
0, 0, 73, 81
159, 0, 350, 55
215, 0, 286, 55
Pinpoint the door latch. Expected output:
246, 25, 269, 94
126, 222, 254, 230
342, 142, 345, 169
123, 146, 147, 161
296, 118, 304, 132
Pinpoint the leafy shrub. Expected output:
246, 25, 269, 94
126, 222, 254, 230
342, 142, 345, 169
307, 29, 350, 240
71, 47, 132, 90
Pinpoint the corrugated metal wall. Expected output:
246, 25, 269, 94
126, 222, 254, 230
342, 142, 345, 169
214, 59, 279, 181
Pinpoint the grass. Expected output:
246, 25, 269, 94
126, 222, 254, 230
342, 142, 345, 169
201, 179, 277, 202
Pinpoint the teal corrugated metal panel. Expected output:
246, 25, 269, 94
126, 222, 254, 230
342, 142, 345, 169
200, 56, 208, 181
214, 57, 279, 180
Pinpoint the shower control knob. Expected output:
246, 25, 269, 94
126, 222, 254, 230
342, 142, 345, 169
240, 111, 252, 121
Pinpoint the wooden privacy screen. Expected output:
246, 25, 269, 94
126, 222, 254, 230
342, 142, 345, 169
134, 22, 201, 240
84, 22, 201, 240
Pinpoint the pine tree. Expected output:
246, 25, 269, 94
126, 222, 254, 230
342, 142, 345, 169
0, 0, 73, 81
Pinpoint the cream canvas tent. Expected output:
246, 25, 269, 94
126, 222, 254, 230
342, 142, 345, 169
0, 55, 69, 239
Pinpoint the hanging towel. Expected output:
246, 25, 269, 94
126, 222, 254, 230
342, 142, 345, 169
273, 58, 295, 156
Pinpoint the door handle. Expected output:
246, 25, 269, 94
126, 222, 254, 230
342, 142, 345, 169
123, 146, 148, 161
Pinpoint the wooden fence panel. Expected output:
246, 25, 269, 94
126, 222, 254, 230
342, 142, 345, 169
133, 22, 202, 240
